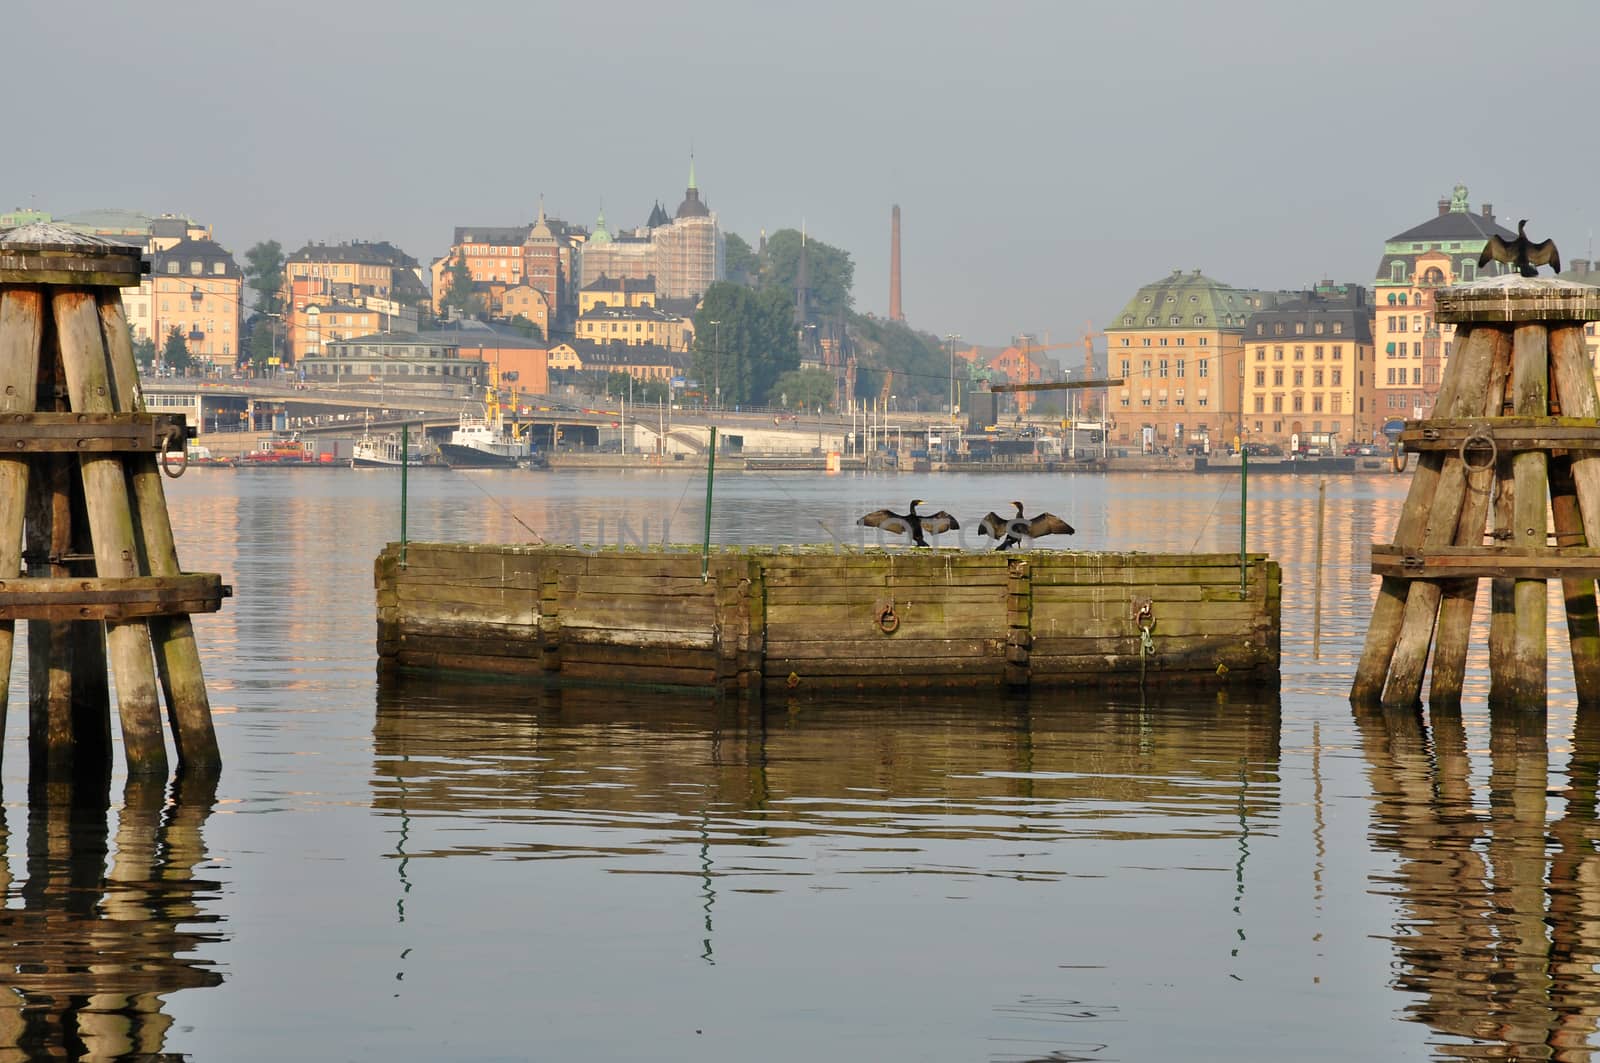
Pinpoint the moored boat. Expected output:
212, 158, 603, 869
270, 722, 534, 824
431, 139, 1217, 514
439, 377, 537, 469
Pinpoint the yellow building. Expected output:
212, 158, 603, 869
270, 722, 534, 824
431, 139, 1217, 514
578, 274, 657, 315
1104, 269, 1268, 452
501, 284, 551, 339
1372, 186, 1514, 421
142, 238, 244, 368
1240, 282, 1376, 449
576, 304, 691, 351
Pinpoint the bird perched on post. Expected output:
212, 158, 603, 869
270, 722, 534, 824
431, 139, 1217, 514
1478, 219, 1561, 277
857, 499, 960, 547
978, 500, 1075, 551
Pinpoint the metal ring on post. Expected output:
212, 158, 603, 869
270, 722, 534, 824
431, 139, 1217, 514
876, 604, 900, 635
158, 428, 188, 479
1458, 425, 1497, 474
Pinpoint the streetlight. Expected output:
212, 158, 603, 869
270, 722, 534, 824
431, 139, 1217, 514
708, 319, 721, 410
945, 333, 961, 416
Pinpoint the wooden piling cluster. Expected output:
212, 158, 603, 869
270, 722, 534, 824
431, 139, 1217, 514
0, 224, 226, 775
1353, 276, 1600, 710
376, 542, 1280, 693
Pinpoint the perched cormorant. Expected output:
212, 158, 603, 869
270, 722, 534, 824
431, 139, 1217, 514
857, 499, 960, 547
1478, 219, 1561, 277
978, 500, 1075, 551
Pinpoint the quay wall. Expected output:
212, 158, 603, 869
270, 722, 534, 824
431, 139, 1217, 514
375, 544, 1280, 693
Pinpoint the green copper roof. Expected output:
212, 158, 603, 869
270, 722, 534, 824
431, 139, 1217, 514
1106, 269, 1263, 331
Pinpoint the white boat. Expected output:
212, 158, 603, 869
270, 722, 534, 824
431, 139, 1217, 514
352, 432, 428, 468
438, 378, 534, 469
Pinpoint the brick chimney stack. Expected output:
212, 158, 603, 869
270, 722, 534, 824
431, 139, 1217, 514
889, 204, 904, 322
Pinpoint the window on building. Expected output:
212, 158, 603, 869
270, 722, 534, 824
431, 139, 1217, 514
1199, 337, 1207, 345
1142, 359, 1152, 377
1332, 368, 1343, 386
1146, 316, 1157, 325
1398, 292, 1408, 306
1391, 261, 1407, 282
1332, 322, 1343, 335
1254, 396, 1265, 413
1274, 323, 1284, 336
1313, 369, 1323, 386
1387, 293, 1397, 305
1255, 370, 1265, 386
1273, 369, 1284, 386
1176, 337, 1185, 346
1412, 368, 1422, 385
1293, 369, 1304, 386
1176, 359, 1186, 377
1120, 359, 1130, 376
1124, 316, 1133, 325
1159, 359, 1168, 378
1121, 338, 1130, 346
1294, 346, 1305, 360
1255, 347, 1266, 361
1272, 396, 1283, 413
1274, 346, 1284, 361
1295, 323, 1305, 335
1142, 338, 1152, 346
1199, 359, 1209, 377
1159, 338, 1168, 347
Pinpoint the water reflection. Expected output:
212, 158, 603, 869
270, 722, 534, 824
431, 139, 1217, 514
1357, 705, 1600, 1060
374, 677, 1281, 1059
0, 774, 223, 1061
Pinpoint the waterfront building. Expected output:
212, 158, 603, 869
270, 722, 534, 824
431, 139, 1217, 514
576, 304, 692, 352
137, 237, 244, 369
1372, 185, 1513, 421
283, 240, 426, 363
301, 330, 488, 387
577, 162, 725, 300
501, 284, 552, 339
429, 320, 551, 394
1241, 282, 1376, 448
561, 340, 690, 384
578, 274, 658, 315
0, 207, 50, 229
431, 205, 584, 317
1103, 269, 1270, 452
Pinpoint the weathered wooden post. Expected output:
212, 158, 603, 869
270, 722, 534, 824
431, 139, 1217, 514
1353, 275, 1600, 712
0, 224, 227, 774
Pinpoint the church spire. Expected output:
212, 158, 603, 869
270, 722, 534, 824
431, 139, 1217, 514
689, 152, 697, 191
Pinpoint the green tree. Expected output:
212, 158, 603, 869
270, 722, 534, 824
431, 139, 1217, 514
243, 240, 285, 315
762, 229, 854, 321
693, 282, 798, 407
603, 371, 669, 405
772, 368, 837, 411
439, 252, 482, 317
132, 334, 157, 372
848, 314, 954, 408
724, 231, 759, 284
244, 316, 277, 372
162, 325, 194, 373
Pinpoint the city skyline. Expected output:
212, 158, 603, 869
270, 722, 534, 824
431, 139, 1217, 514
7, 1, 1599, 346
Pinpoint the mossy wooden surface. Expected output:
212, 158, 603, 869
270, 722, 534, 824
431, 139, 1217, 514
376, 543, 1281, 694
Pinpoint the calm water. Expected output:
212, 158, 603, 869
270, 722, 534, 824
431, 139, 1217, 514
4, 466, 1596, 1061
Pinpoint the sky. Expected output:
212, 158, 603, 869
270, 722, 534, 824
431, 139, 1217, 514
8, 0, 1600, 350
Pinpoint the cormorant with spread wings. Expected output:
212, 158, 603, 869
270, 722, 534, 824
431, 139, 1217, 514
978, 500, 1075, 551
857, 499, 960, 547
1479, 219, 1561, 277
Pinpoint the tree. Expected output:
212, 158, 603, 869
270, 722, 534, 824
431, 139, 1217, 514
848, 314, 953, 408
762, 229, 854, 321
243, 240, 285, 315
244, 316, 277, 372
603, 371, 668, 405
162, 326, 194, 373
132, 334, 157, 372
693, 281, 798, 407
772, 368, 837, 411
439, 252, 482, 317
724, 232, 759, 285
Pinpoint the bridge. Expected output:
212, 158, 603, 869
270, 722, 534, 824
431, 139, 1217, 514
137, 375, 937, 457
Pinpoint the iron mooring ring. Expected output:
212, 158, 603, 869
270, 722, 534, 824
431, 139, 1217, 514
876, 604, 900, 635
1459, 425, 1497, 473
158, 429, 188, 479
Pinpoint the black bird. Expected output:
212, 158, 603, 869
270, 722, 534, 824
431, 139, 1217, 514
858, 499, 960, 547
1478, 219, 1561, 277
978, 500, 1075, 551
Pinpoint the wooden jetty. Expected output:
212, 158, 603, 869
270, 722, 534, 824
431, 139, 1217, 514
1352, 275, 1600, 710
375, 543, 1279, 693
0, 224, 226, 775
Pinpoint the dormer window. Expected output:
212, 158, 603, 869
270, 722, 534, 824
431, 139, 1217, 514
166, 262, 179, 274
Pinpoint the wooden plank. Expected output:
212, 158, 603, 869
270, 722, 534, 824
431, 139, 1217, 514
1352, 324, 1478, 704
1382, 324, 1498, 707
1430, 328, 1512, 705
1548, 454, 1600, 704
1507, 322, 1551, 707
54, 291, 164, 775
1551, 325, 1600, 567
768, 637, 1002, 661
0, 288, 42, 748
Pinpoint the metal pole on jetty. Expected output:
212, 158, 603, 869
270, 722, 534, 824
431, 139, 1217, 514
400, 423, 409, 568
1239, 446, 1248, 595
702, 427, 718, 583
0, 224, 227, 776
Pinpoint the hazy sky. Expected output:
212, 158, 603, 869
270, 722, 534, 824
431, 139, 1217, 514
9, 0, 1599, 348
